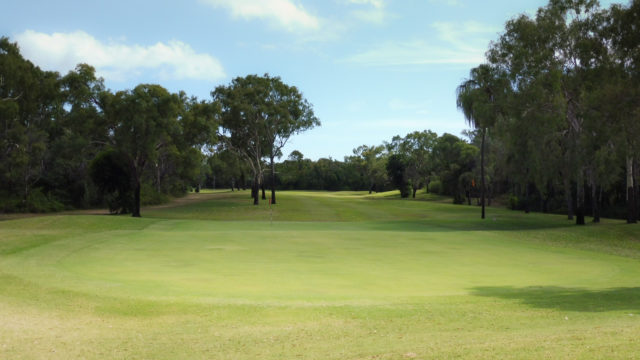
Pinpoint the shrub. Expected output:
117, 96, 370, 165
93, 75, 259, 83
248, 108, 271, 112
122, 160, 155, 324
509, 194, 520, 210
141, 182, 169, 206
429, 180, 443, 194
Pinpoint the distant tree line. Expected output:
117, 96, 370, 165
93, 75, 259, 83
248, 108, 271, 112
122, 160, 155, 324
204, 130, 479, 202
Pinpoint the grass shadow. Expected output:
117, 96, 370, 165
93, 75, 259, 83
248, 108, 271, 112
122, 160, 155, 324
470, 285, 640, 312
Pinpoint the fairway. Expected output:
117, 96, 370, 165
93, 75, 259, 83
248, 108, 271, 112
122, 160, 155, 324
1, 191, 640, 359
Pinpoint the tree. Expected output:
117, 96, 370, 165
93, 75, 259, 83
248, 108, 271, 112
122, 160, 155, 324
402, 130, 437, 197
350, 144, 387, 194
386, 154, 410, 198
0, 37, 60, 209
106, 84, 182, 217
48, 63, 108, 208
260, 75, 319, 205
487, 0, 604, 224
89, 149, 133, 214
457, 64, 505, 218
212, 74, 319, 205
432, 133, 478, 204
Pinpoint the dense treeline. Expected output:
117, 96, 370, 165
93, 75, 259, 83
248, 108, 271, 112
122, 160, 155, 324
0, 36, 219, 215
456, 0, 640, 224
0, 36, 318, 215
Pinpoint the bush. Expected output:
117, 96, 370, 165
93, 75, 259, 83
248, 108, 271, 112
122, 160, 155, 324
429, 180, 443, 195
141, 182, 169, 206
509, 194, 520, 210
0, 188, 64, 213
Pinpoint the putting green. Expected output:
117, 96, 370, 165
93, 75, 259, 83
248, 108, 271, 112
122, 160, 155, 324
1, 190, 640, 359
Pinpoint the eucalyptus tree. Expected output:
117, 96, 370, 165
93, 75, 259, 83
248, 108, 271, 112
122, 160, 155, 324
390, 131, 438, 198
213, 75, 270, 205
432, 133, 478, 203
106, 84, 182, 217
487, 0, 604, 224
50, 64, 108, 207
260, 75, 319, 205
456, 64, 506, 218
606, 0, 640, 223
0, 37, 60, 208
351, 144, 387, 194
212, 74, 319, 205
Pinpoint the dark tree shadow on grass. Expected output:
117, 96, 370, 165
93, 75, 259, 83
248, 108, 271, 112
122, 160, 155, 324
470, 286, 640, 312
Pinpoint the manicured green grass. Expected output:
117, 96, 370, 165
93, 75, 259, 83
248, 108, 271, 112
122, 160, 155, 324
1, 190, 640, 359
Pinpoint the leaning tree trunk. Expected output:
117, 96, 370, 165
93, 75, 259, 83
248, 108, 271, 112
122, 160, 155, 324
270, 155, 277, 205
480, 128, 486, 219
627, 156, 637, 224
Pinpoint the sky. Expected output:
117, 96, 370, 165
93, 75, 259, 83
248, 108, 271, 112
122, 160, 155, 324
1, 0, 622, 160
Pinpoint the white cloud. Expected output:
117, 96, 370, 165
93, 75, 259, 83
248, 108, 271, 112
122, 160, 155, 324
342, 21, 498, 66
342, 0, 388, 24
343, 40, 485, 66
428, 0, 462, 6
345, 0, 384, 8
199, 0, 319, 31
14, 30, 226, 82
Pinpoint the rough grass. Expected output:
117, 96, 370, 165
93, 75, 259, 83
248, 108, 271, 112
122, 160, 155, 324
1, 190, 640, 359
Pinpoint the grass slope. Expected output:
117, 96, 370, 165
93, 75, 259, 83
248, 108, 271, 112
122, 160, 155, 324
1, 190, 640, 359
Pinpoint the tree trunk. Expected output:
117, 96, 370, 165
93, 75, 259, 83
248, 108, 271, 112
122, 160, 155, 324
524, 183, 530, 214
253, 178, 259, 205
252, 175, 259, 205
575, 171, 585, 225
633, 159, 640, 220
270, 156, 277, 205
480, 129, 486, 219
564, 177, 574, 220
592, 183, 600, 223
412, 186, 417, 199
132, 180, 141, 217
627, 156, 637, 224
261, 180, 266, 200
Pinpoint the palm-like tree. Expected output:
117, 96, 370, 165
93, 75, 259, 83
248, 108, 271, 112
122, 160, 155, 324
456, 64, 505, 219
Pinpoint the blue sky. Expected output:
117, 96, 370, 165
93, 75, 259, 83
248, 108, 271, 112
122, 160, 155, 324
1, 0, 620, 160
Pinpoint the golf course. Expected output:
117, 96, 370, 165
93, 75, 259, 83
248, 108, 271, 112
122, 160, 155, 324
1, 190, 640, 359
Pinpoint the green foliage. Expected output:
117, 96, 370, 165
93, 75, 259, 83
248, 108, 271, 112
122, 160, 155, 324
386, 154, 411, 198
509, 194, 521, 210
140, 182, 169, 206
0, 188, 64, 213
429, 179, 443, 195
212, 74, 319, 205
89, 149, 133, 214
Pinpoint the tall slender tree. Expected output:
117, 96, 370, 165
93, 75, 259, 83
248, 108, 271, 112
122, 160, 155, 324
457, 64, 505, 219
